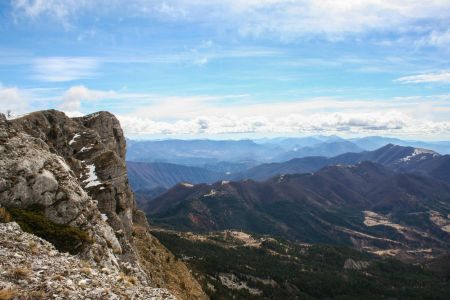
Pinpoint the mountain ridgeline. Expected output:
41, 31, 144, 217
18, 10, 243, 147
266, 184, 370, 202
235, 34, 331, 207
236, 143, 450, 182
138, 143, 450, 263
128, 143, 450, 199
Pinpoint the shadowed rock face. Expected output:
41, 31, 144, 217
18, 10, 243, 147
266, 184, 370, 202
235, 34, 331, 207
1, 110, 207, 300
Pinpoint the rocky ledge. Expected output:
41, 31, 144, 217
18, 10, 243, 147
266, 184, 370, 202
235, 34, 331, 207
0, 222, 175, 299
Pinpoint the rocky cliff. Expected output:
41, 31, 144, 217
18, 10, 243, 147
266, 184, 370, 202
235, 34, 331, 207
0, 110, 207, 299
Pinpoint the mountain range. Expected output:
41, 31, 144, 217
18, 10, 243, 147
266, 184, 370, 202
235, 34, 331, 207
236, 144, 450, 182
138, 144, 450, 261
126, 136, 450, 171
127, 143, 450, 195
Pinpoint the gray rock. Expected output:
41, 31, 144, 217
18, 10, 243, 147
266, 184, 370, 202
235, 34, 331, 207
343, 258, 370, 270
32, 170, 58, 202
0, 113, 8, 141
0, 222, 176, 299
0, 110, 207, 300
16, 157, 45, 177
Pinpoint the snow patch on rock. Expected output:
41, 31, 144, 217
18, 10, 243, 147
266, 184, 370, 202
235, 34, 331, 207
203, 189, 217, 197
399, 148, 438, 162
83, 164, 102, 188
69, 133, 81, 145
80, 145, 94, 153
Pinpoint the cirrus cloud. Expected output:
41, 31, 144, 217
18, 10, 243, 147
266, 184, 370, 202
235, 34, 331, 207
32, 57, 99, 82
396, 71, 450, 84
11, 0, 450, 41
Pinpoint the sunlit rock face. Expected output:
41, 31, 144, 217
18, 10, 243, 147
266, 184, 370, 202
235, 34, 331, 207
0, 110, 208, 300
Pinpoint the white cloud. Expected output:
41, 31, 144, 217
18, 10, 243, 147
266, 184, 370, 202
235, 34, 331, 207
0, 86, 28, 115
11, 0, 92, 28
11, 1, 450, 40
396, 71, 450, 84
60, 85, 116, 111
32, 57, 99, 82
416, 30, 450, 47
113, 90, 450, 137
6, 84, 450, 138
117, 111, 450, 137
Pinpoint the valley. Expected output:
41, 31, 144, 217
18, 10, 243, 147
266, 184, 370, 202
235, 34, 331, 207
151, 228, 450, 299
130, 138, 450, 299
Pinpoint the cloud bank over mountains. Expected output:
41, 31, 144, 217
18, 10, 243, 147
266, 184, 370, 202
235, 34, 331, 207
3, 84, 449, 138
117, 111, 450, 137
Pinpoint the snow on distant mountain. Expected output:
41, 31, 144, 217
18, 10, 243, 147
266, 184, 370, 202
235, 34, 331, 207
233, 144, 449, 182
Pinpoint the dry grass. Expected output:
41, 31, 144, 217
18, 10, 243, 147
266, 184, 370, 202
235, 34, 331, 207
24, 290, 47, 299
127, 276, 138, 285
29, 241, 39, 255
0, 289, 17, 300
80, 267, 92, 275
80, 260, 91, 268
0, 207, 11, 223
52, 274, 65, 281
118, 272, 138, 286
8, 267, 30, 280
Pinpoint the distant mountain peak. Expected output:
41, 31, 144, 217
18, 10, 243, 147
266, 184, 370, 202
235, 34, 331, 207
398, 147, 439, 162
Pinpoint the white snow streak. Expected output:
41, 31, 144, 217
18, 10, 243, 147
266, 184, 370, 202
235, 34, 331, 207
83, 164, 102, 188
69, 133, 81, 145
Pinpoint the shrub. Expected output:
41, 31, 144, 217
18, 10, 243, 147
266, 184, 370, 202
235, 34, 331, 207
119, 272, 138, 286
29, 241, 39, 255
26, 290, 47, 300
8, 206, 92, 254
8, 267, 30, 280
0, 207, 11, 223
0, 289, 17, 300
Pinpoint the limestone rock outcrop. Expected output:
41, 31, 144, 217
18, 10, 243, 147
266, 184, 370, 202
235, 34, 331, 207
0, 110, 207, 299
0, 222, 176, 299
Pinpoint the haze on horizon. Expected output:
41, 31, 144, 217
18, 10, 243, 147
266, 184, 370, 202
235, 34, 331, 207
1, 1, 450, 140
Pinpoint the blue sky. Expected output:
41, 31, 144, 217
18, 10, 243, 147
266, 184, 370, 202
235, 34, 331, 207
1, 0, 450, 139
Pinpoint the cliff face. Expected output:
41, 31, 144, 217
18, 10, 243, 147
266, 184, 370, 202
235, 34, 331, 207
0, 110, 207, 299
